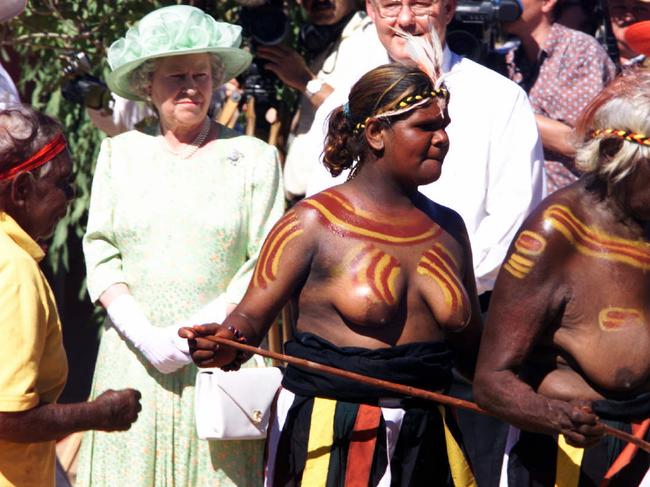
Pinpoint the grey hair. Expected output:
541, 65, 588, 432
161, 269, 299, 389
575, 69, 650, 186
127, 53, 226, 101
0, 106, 61, 188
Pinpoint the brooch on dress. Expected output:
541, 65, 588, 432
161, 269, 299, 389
226, 149, 243, 165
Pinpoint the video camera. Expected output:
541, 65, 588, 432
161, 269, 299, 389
237, 0, 289, 109
447, 0, 522, 72
60, 52, 113, 113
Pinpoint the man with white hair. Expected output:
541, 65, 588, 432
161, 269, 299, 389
474, 68, 650, 487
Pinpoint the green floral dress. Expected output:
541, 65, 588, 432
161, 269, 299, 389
76, 126, 285, 486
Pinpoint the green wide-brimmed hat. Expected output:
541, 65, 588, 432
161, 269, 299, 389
106, 5, 252, 101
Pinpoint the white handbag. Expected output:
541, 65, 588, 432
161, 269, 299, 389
194, 355, 283, 440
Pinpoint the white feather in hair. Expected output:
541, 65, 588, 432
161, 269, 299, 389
391, 24, 445, 88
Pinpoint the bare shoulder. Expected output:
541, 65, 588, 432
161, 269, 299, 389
415, 193, 469, 246
517, 183, 593, 249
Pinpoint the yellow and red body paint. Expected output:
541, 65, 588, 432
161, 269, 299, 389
598, 307, 645, 331
253, 211, 304, 288
302, 190, 440, 245
347, 244, 401, 305
417, 243, 467, 314
503, 230, 547, 279
544, 205, 650, 270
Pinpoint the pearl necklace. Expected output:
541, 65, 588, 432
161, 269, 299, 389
162, 117, 211, 160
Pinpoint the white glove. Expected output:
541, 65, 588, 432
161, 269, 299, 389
106, 294, 192, 374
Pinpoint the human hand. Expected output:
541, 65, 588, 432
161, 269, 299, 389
92, 389, 142, 432
104, 294, 192, 373
547, 398, 605, 448
223, 79, 242, 100
135, 325, 192, 374
178, 324, 237, 368
256, 45, 313, 91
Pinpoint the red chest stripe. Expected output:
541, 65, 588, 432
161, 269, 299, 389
254, 212, 303, 288
417, 245, 465, 314
545, 205, 650, 269
303, 190, 440, 245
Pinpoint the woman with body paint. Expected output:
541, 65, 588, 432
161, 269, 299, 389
181, 54, 483, 485
474, 68, 650, 486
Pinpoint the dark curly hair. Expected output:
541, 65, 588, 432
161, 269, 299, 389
322, 63, 436, 178
0, 105, 63, 179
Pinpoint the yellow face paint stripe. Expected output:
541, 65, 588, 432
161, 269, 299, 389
421, 250, 465, 305
254, 218, 303, 288
510, 253, 534, 267
514, 230, 547, 256
555, 434, 584, 487
270, 227, 304, 278
545, 205, 650, 268
547, 206, 647, 252
417, 257, 463, 312
598, 307, 644, 331
374, 253, 395, 304
504, 262, 527, 279
418, 266, 455, 307
434, 242, 460, 269
505, 257, 532, 274
324, 189, 406, 225
386, 266, 400, 304
421, 251, 458, 287
304, 199, 437, 244
439, 406, 478, 487
301, 398, 337, 487
550, 217, 650, 269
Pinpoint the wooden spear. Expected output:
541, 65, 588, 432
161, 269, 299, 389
205, 336, 650, 454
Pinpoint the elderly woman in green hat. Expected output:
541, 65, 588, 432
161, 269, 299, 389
77, 5, 285, 486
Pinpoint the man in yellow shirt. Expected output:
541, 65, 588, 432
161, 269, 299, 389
0, 106, 141, 486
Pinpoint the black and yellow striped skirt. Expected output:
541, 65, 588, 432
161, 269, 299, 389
265, 388, 477, 487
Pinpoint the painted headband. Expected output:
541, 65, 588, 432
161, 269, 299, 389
351, 86, 449, 134
591, 128, 650, 147
0, 132, 67, 181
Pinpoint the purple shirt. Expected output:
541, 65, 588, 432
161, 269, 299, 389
506, 23, 617, 194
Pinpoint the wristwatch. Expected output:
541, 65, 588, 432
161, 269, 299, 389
305, 78, 324, 98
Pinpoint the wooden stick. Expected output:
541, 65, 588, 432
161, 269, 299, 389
206, 336, 650, 453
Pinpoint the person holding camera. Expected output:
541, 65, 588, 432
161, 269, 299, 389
0, 105, 142, 487
503, 0, 617, 195
77, 5, 285, 486
256, 0, 387, 200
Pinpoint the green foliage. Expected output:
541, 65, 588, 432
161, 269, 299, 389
0, 1, 301, 330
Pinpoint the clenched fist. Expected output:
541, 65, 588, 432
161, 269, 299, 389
92, 389, 142, 432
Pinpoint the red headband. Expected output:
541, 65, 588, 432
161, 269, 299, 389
0, 132, 67, 181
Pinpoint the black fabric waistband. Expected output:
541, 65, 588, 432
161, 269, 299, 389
593, 391, 650, 421
281, 332, 454, 403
